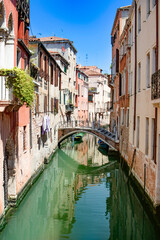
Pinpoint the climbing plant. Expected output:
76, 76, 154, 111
0, 67, 34, 107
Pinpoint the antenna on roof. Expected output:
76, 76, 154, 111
86, 54, 88, 66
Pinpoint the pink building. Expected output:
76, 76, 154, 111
0, 0, 31, 216
76, 68, 88, 121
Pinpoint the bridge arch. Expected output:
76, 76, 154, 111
58, 127, 119, 151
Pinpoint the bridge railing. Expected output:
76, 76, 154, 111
57, 119, 109, 130
57, 119, 119, 144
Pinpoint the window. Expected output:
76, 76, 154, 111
78, 84, 80, 96
145, 118, 149, 155
138, 62, 141, 92
129, 28, 131, 46
51, 98, 54, 113
81, 86, 83, 97
124, 38, 127, 54
17, 48, 21, 68
138, 7, 141, 33
36, 94, 39, 114
146, 0, 151, 18
64, 65, 67, 73
63, 94, 66, 105
54, 98, 59, 115
88, 95, 93, 102
130, 72, 133, 95
23, 126, 27, 151
44, 95, 47, 113
59, 91, 61, 104
55, 67, 58, 87
123, 71, 126, 95
44, 56, 47, 79
152, 0, 156, 8
137, 116, 140, 148
152, 47, 156, 74
127, 108, 129, 127
78, 72, 80, 78
131, 26, 133, 46
128, 65, 131, 94
121, 108, 124, 125
146, 53, 150, 87
40, 51, 43, 70
25, 56, 28, 71
151, 118, 155, 160
120, 42, 123, 59
51, 63, 53, 84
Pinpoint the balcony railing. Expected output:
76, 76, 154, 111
0, 76, 13, 102
65, 104, 74, 113
88, 87, 98, 94
95, 108, 105, 113
151, 69, 160, 100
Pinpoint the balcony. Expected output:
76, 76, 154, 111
17, 0, 30, 23
95, 108, 105, 113
65, 104, 74, 113
0, 76, 14, 112
151, 69, 160, 106
88, 87, 98, 94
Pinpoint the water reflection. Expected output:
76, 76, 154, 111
66, 134, 109, 167
0, 134, 159, 240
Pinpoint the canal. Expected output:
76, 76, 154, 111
0, 134, 160, 240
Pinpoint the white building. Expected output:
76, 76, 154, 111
128, 0, 160, 208
39, 36, 77, 121
78, 65, 111, 126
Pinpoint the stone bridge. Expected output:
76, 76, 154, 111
57, 121, 119, 151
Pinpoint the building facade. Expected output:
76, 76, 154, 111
76, 68, 88, 121
38, 36, 77, 122
0, 0, 31, 215
110, 6, 131, 139
29, 38, 62, 175
110, 0, 160, 210
78, 65, 111, 126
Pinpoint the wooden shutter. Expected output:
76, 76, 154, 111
116, 49, 119, 73
51, 64, 53, 85
44, 95, 47, 113
59, 71, 61, 90
119, 73, 122, 97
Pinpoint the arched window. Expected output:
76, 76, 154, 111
8, 13, 14, 35
0, 1, 6, 28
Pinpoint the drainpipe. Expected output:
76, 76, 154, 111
134, 0, 137, 131
154, 0, 159, 163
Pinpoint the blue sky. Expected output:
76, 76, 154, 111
30, 0, 132, 73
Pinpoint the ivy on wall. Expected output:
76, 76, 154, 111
0, 67, 34, 107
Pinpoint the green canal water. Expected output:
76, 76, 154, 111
0, 134, 160, 240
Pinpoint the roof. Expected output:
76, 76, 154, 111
37, 36, 77, 53
18, 39, 32, 56
49, 51, 70, 66
76, 68, 89, 78
29, 39, 62, 72
81, 69, 104, 77
111, 5, 131, 35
